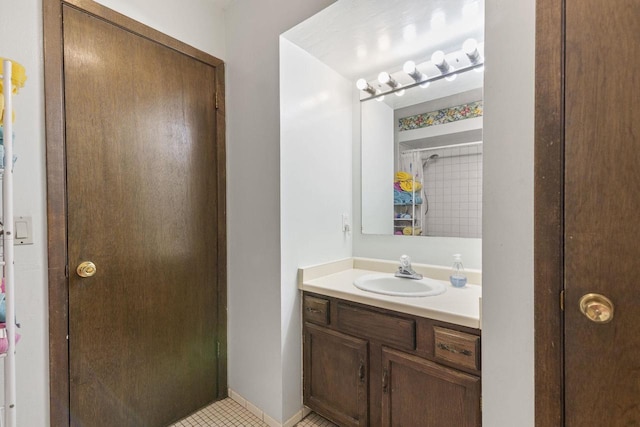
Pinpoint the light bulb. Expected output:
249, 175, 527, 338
431, 50, 446, 67
463, 38, 482, 67
463, 38, 478, 55
356, 78, 368, 91
403, 61, 416, 74
404, 60, 428, 84
378, 72, 391, 84
432, 50, 456, 80
420, 81, 430, 89
375, 91, 385, 102
395, 84, 405, 97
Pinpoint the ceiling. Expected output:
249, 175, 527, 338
282, 0, 484, 106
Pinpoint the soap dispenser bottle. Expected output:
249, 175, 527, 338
449, 254, 468, 288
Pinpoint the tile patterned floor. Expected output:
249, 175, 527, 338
295, 412, 337, 427
170, 398, 337, 427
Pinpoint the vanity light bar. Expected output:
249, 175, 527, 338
403, 61, 427, 83
355, 39, 484, 100
356, 78, 385, 101
356, 78, 377, 96
463, 38, 482, 64
378, 72, 405, 97
378, 71, 398, 88
357, 61, 483, 100
432, 50, 457, 82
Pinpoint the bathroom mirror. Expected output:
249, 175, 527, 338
283, 0, 484, 239
361, 85, 483, 238
359, 4, 484, 238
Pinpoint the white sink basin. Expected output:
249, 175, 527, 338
353, 274, 446, 297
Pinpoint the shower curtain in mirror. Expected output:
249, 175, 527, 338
399, 151, 424, 192
400, 151, 426, 235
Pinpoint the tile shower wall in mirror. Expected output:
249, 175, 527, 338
362, 80, 484, 238
416, 143, 482, 237
396, 97, 483, 238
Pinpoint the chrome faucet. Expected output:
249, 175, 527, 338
395, 255, 423, 280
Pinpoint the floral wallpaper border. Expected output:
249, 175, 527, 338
398, 101, 483, 131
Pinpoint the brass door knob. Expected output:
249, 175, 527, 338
77, 261, 97, 278
579, 293, 614, 323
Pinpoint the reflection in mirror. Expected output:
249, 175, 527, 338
359, 2, 484, 238
283, 0, 484, 240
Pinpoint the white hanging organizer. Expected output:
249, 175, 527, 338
0, 57, 26, 427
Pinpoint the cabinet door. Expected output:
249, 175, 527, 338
304, 323, 369, 427
381, 347, 481, 427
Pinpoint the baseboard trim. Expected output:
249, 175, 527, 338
228, 388, 307, 427
283, 407, 307, 427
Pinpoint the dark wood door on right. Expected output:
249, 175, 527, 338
564, 0, 640, 424
381, 347, 480, 427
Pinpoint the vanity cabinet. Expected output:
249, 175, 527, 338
381, 348, 480, 427
303, 292, 481, 427
304, 323, 369, 427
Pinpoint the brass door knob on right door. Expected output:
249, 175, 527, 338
579, 293, 614, 323
76, 261, 97, 278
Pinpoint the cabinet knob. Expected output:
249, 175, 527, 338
358, 360, 365, 383
382, 368, 389, 393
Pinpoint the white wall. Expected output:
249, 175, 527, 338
225, 0, 335, 423
279, 38, 352, 422
94, 0, 227, 58
361, 100, 394, 235
0, 1, 224, 425
482, 0, 535, 425
0, 2, 48, 426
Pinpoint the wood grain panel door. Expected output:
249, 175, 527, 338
381, 348, 480, 427
564, 0, 640, 424
304, 323, 369, 427
63, 5, 220, 426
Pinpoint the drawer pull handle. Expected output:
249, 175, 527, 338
358, 360, 365, 383
382, 368, 389, 393
305, 307, 323, 314
437, 342, 472, 356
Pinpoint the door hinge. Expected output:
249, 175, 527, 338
215, 92, 219, 110
217, 341, 220, 357
65, 264, 69, 278
560, 290, 565, 311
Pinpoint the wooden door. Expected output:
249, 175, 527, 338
59, 5, 222, 426
304, 323, 369, 427
381, 347, 480, 427
564, 0, 640, 424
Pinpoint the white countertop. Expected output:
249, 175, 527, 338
298, 258, 482, 329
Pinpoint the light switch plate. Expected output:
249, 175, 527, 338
14, 216, 33, 245
342, 213, 351, 233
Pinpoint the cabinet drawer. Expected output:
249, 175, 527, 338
303, 296, 330, 325
337, 303, 415, 350
433, 327, 480, 371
